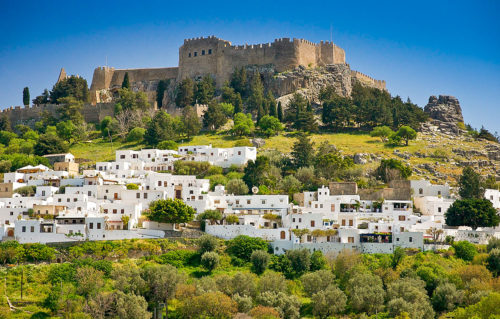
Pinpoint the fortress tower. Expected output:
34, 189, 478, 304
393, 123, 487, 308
177, 36, 346, 84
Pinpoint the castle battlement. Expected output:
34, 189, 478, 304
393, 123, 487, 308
351, 70, 387, 91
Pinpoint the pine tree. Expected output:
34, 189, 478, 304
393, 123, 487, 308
122, 72, 130, 89
268, 93, 277, 117
257, 104, 264, 123
277, 101, 283, 122
22, 87, 30, 106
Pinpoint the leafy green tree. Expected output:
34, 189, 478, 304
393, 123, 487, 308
243, 156, 271, 189
50, 75, 89, 103
459, 166, 484, 199
314, 142, 354, 180
291, 134, 314, 169
371, 125, 394, 142
387, 277, 434, 319
347, 272, 385, 315
178, 291, 237, 319
115, 88, 149, 111
181, 105, 201, 138
144, 111, 179, 145
219, 102, 234, 117
226, 235, 268, 261
156, 79, 168, 108
396, 125, 417, 145
196, 210, 223, 223
57, 97, 84, 124
126, 127, 146, 142
100, 116, 118, 137
113, 291, 150, 319
301, 269, 335, 296
445, 199, 499, 230
486, 248, 500, 276
280, 175, 301, 195
232, 112, 254, 136
157, 140, 178, 150
141, 264, 185, 313
226, 178, 249, 195
121, 72, 130, 89
75, 266, 104, 298
56, 120, 76, 141
256, 291, 301, 319
285, 248, 311, 277
201, 251, 219, 272
23, 87, 30, 106
34, 134, 69, 156
145, 198, 195, 224
258, 115, 283, 137
453, 241, 478, 261
322, 95, 353, 129
175, 78, 195, 107
432, 282, 463, 313
194, 75, 215, 104
311, 285, 347, 319
375, 158, 412, 182
445, 292, 500, 319
392, 246, 406, 269
197, 234, 218, 254
32, 89, 49, 106
251, 250, 270, 275
203, 102, 227, 130
310, 250, 327, 271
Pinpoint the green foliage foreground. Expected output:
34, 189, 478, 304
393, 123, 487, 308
0, 237, 499, 318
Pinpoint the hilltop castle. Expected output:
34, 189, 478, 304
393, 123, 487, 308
2, 36, 386, 126
89, 36, 385, 105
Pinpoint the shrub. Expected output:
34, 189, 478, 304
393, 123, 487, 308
157, 250, 198, 268
454, 241, 478, 261
226, 235, 268, 261
251, 250, 270, 275
126, 127, 146, 142
126, 183, 139, 190
197, 234, 219, 254
201, 251, 220, 272
157, 140, 178, 150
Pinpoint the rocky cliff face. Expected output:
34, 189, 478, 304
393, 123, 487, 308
421, 95, 465, 136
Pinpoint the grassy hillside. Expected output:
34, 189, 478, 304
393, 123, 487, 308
70, 131, 498, 185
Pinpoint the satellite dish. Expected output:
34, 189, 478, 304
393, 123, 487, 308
252, 186, 259, 194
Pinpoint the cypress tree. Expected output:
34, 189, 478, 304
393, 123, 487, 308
277, 101, 283, 122
122, 72, 130, 89
23, 87, 30, 106
156, 79, 168, 108
234, 93, 243, 114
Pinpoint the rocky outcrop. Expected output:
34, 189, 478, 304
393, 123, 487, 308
421, 95, 465, 136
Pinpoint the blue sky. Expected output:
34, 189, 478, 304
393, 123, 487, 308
1, 0, 499, 132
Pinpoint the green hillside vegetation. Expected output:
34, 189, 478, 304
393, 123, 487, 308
0, 238, 498, 318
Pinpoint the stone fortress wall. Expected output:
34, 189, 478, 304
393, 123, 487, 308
2, 35, 386, 125
0, 103, 115, 126
177, 36, 346, 84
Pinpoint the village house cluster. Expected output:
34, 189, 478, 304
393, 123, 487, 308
0, 146, 499, 255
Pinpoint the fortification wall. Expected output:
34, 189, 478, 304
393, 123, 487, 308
178, 36, 348, 85
1, 103, 115, 126
351, 70, 386, 91
90, 66, 178, 91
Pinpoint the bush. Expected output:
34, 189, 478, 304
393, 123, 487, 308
201, 251, 220, 272
251, 250, 270, 275
14, 185, 37, 196
126, 183, 139, 190
454, 241, 478, 261
226, 235, 268, 261
157, 140, 178, 150
226, 178, 249, 195
157, 250, 198, 268
126, 127, 146, 142
197, 234, 219, 254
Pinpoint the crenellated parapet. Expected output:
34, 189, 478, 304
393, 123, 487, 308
351, 70, 387, 91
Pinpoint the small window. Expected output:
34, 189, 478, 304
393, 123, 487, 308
419, 188, 423, 195
247, 200, 251, 204
121, 209, 124, 214
22, 226, 26, 232
30, 226, 34, 232
113, 209, 117, 214
97, 223, 101, 229
136, 193, 140, 199
194, 52, 197, 57
409, 237, 413, 242
238, 151, 241, 155
208, 49, 212, 54
202, 50, 205, 55
438, 207, 442, 213
120, 155, 125, 159
89, 223, 93, 229
144, 193, 148, 199
188, 52, 191, 57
